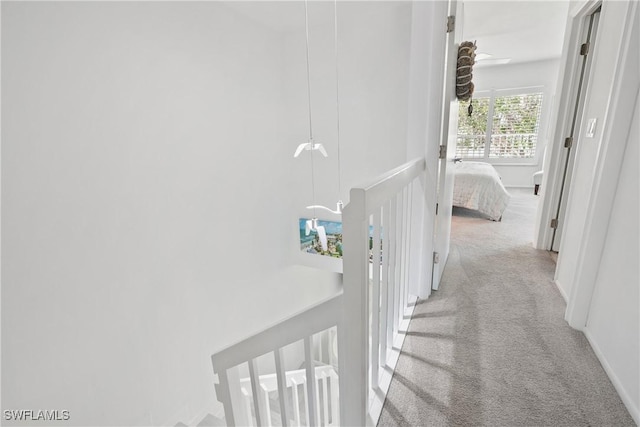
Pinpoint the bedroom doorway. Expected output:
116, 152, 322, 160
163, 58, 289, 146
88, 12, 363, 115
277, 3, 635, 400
452, 1, 570, 248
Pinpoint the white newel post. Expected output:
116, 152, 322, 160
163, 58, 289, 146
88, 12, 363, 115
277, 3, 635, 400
339, 187, 370, 426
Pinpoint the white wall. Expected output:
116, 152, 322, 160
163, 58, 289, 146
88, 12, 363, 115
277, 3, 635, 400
0, 3, 318, 425
1, 1, 414, 426
472, 59, 561, 187
552, 1, 639, 422
584, 90, 639, 423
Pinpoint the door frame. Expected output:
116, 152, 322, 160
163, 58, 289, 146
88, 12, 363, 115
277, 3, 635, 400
535, 0, 638, 327
533, 0, 601, 252
563, 0, 638, 329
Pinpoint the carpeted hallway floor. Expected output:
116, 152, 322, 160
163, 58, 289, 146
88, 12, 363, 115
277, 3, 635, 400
378, 188, 635, 426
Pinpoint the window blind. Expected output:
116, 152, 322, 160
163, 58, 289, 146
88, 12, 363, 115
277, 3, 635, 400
455, 91, 544, 160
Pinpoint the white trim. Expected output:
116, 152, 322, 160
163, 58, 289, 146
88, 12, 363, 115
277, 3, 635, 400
533, 1, 599, 250
554, 279, 569, 303
564, 0, 639, 329
569, 0, 601, 17
583, 328, 640, 426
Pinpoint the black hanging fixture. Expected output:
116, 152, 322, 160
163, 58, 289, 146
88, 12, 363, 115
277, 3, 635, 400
456, 40, 477, 115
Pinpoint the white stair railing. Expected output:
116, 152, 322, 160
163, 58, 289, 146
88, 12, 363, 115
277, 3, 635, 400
238, 365, 340, 427
340, 157, 425, 426
211, 157, 426, 426
211, 293, 342, 427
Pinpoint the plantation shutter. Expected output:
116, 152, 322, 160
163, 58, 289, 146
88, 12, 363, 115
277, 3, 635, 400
489, 93, 543, 158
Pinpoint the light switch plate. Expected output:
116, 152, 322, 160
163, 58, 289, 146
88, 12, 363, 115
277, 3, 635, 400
586, 118, 597, 138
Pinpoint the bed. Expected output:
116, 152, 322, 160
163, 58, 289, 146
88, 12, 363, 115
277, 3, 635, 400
453, 161, 511, 221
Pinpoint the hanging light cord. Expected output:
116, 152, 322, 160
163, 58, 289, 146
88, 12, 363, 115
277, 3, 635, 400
304, 0, 317, 217
304, 0, 314, 141
334, 0, 343, 199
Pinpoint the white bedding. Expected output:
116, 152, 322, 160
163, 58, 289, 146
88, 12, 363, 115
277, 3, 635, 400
453, 161, 511, 221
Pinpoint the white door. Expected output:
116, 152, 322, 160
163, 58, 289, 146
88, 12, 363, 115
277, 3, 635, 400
551, 8, 600, 252
432, 0, 462, 290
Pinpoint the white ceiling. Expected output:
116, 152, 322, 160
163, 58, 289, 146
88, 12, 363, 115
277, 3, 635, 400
224, 1, 571, 66
463, 1, 570, 66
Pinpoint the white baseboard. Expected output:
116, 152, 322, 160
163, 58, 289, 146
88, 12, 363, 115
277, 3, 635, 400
583, 328, 640, 426
554, 279, 569, 303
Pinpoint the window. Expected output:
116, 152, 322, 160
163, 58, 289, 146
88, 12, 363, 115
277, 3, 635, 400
457, 97, 490, 159
456, 89, 544, 161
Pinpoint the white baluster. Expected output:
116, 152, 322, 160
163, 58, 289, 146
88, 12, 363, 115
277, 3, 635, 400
394, 192, 402, 337
304, 336, 318, 427
381, 201, 391, 366
371, 209, 382, 390
404, 181, 413, 312
399, 186, 407, 324
274, 349, 290, 427
321, 370, 329, 426
215, 369, 235, 426
399, 185, 406, 315
328, 327, 337, 368
329, 370, 340, 425
388, 195, 398, 342
291, 379, 302, 427
249, 359, 264, 426
229, 365, 250, 426
261, 382, 273, 427
243, 393, 254, 427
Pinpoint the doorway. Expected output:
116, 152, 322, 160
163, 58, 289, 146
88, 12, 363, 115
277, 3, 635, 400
549, 7, 601, 252
451, 0, 570, 244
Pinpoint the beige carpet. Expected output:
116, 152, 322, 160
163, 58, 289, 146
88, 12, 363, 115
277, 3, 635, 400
378, 188, 634, 426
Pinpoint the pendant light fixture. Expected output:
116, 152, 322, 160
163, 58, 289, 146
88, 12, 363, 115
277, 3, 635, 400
296, 0, 344, 251
302, 0, 344, 217
293, 0, 328, 160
